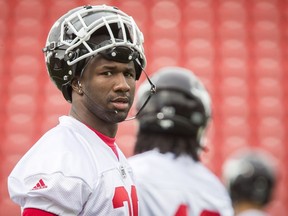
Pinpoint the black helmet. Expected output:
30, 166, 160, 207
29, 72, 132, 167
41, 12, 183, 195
43, 5, 146, 102
136, 66, 211, 149
222, 149, 276, 206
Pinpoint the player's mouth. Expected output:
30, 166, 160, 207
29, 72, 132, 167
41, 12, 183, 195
111, 97, 130, 111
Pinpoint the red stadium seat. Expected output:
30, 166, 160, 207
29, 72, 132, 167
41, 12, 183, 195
149, 57, 179, 75
151, 1, 181, 27
254, 40, 282, 60
116, 135, 136, 158
183, 0, 214, 23
253, 58, 283, 79
219, 96, 250, 118
81, 0, 115, 6
4, 114, 36, 137
118, 118, 137, 134
0, 20, 7, 42
185, 39, 214, 60
9, 55, 42, 77
119, 1, 148, 32
183, 58, 214, 80
255, 96, 285, 118
13, 0, 45, 20
257, 117, 286, 141
218, 0, 247, 23
219, 39, 248, 60
47, 0, 78, 23
151, 39, 181, 61
0, 156, 22, 215
10, 36, 43, 58
183, 58, 215, 98
254, 77, 283, 98
257, 137, 286, 164
150, 1, 181, 41
218, 76, 249, 98
39, 82, 70, 132
0, 155, 23, 182
221, 135, 250, 160
4, 93, 38, 137
39, 114, 63, 134
0, 21, 9, 47
5, 93, 37, 115
252, 1, 280, 22
12, 18, 44, 39
116, 112, 138, 158
8, 75, 39, 97
184, 20, 214, 41
0, 1, 9, 21
2, 133, 34, 156
149, 24, 181, 42
267, 200, 287, 216
218, 20, 247, 41
221, 116, 251, 138
0, 198, 21, 216
42, 93, 70, 116
252, 20, 280, 41
219, 58, 249, 79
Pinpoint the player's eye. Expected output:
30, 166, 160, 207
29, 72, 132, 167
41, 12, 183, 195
124, 71, 136, 79
101, 71, 113, 76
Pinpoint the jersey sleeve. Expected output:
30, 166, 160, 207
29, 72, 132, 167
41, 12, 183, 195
8, 172, 92, 216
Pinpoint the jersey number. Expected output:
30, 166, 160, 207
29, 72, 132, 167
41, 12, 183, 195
175, 204, 220, 216
113, 189, 220, 216
113, 186, 138, 216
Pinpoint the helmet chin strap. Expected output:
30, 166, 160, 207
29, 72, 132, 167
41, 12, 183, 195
125, 59, 156, 121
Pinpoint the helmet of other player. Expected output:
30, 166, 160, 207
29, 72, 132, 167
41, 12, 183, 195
43, 5, 146, 102
222, 149, 276, 206
136, 66, 212, 151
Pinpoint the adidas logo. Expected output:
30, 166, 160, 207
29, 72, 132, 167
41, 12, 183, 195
32, 179, 48, 190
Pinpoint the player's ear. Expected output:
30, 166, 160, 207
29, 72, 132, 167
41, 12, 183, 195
71, 78, 83, 94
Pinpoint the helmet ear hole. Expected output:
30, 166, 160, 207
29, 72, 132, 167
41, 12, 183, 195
50, 55, 63, 71
62, 83, 73, 103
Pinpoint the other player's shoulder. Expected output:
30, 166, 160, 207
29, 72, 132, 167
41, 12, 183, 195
128, 149, 164, 167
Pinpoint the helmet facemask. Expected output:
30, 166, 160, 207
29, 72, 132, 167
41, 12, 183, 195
43, 5, 146, 102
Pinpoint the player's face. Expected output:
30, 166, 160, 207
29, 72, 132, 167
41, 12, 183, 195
80, 54, 137, 123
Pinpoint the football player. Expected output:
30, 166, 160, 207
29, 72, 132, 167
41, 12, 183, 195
129, 66, 234, 216
8, 4, 147, 216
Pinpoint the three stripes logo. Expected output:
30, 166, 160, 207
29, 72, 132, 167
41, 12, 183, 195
32, 179, 48, 190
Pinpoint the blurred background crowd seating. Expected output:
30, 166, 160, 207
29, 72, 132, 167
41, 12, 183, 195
0, 0, 287, 215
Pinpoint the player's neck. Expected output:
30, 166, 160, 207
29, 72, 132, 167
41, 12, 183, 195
69, 107, 118, 138
234, 201, 263, 215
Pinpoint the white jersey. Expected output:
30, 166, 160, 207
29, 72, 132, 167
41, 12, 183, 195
128, 149, 234, 216
237, 210, 268, 216
8, 116, 138, 216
